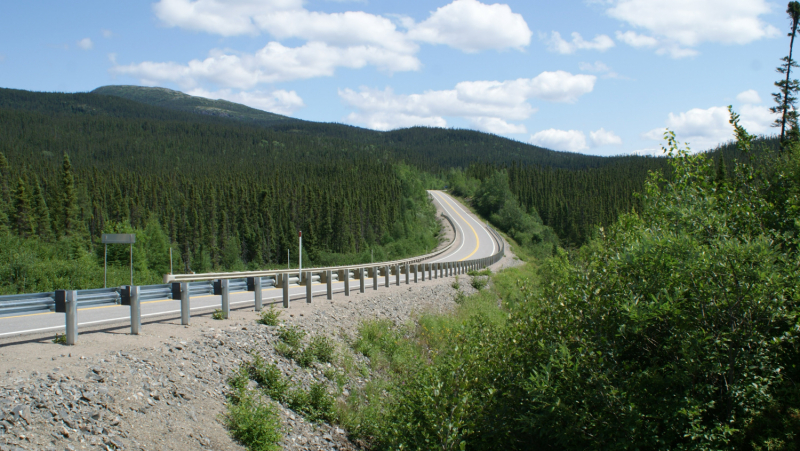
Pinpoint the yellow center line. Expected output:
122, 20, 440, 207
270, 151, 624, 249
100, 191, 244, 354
434, 191, 480, 261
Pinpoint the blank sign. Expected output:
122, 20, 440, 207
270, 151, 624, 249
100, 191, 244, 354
101, 233, 136, 244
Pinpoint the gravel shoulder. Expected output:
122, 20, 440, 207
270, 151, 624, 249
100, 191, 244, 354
0, 225, 519, 451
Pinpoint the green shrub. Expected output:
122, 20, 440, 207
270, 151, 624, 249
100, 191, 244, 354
52, 334, 67, 344
212, 309, 226, 320
257, 306, 282, 326
224, 388, 282, 451
307, 335, 335, 364
469, 275, 487, 291
247, 354, 289, 402
288, 382, 336, 423
278, 325, 306, 347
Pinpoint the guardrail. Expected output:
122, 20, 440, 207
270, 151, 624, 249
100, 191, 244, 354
0, 212, 505, 345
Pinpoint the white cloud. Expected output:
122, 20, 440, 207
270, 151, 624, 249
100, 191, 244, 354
77, 38, 93, 50
579, 61, 622, 78
607, 0, 779, 57
614, 30, 657, 48
644, 106, 734, 151
102, 29, 114, 38
187, 88, 305, 115
629, 147, 665, 156
469, 117, 527, 134
545, 31, 614, 54
590, 128, 622, 146
153, 0, 530, 53
408, 0, 532, 52
152, 0, 301, 36
112, 41, 420, 88
739, 104, 773, 135
736, 89, 762, 104
530, 129, 588, 152
339, 71, 595, 131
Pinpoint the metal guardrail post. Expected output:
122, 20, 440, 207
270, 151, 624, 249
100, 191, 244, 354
130, 286, 141, 335
283, 274, 290, 307
359, 268, 365, 293
405, 263, 410, 284
306, 271, 312, 303
384, 265, 390, 287
327, 270, 333, 300
220, 279, 230, 319
66, 290, 77, 345
414, 264, 418, 283
395, 264, 400, 286
372, 267, 378, 290
181, 282, 190, 325
254, 277, 263, 312
343, 270, 350, 296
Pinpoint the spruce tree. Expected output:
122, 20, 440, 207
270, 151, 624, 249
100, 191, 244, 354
771, 1, 800, 147
32, 178, 52, 240
12, 177, 34, 237
60, 153, 78, 236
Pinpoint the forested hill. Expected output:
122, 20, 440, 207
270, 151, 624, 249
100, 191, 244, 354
91, 85, 294, 126
89, 85, 660, 170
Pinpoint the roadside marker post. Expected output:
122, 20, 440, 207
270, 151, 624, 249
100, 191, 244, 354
326, 270, 333, 300
306, 271, 312, 303
283, 274, 290, 308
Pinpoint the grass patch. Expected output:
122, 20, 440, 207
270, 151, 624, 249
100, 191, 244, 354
257, 306, 282, 326
52, 334, 67, 344
212, 309, 227, 320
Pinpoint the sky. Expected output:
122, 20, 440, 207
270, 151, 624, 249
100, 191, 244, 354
0, 0, 793, 156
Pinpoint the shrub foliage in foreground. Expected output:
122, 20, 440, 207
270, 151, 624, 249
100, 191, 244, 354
345, 112, 800, 450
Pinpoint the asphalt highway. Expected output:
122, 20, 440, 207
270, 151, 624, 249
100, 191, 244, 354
0, 190, 500, 339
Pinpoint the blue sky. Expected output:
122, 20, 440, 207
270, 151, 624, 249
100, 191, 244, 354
0, 0, 791, 155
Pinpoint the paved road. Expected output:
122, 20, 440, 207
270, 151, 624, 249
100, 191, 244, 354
0, 191, 500, 339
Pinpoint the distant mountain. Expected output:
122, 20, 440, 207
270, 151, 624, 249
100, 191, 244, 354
92, 85, 294, 126
0, 85, 664, 171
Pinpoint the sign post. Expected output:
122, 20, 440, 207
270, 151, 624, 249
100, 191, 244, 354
101, 234, 136, 287
298, 231, 302, 278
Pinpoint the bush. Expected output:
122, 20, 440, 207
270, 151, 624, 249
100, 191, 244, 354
278, 325, 306, 348
212, 309, 226, 320
224, 388, 282, 451
247, 354, 289, 402
288, 382, 336, 424
257, 306, 282, 326
469, 275, 488, 291
306, 335, 335, 364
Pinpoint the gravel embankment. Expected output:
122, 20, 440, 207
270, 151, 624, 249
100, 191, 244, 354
0, 246, 520, 451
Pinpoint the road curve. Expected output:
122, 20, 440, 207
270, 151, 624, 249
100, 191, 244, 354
0, 192, 500, 340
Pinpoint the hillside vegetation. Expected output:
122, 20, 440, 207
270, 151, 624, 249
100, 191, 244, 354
337, 112, 800, 450
0, 85, 677, 293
